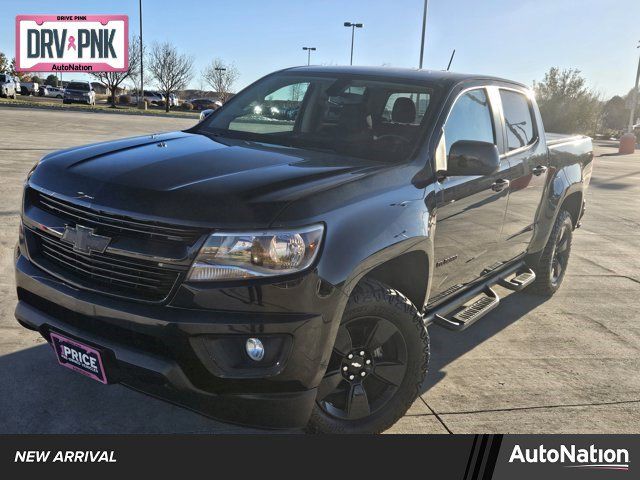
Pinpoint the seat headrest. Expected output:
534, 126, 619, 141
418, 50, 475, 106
392, 97, 416, 123
338, 103, 368, 133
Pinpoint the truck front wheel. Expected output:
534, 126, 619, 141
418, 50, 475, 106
528, 210, 573, 296
307, 279, 429, 434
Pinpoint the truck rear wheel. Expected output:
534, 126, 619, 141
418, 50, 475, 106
528, 210, 573, 296
307, 279, 429, 434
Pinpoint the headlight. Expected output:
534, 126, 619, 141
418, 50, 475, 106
188, 224, 324, 281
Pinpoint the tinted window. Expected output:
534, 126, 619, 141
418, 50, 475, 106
382, 92, 430, 125
67, 82, 89, 91
444, 89, 494, 154
228, 81, 310, 134
500, 89, 536, 150
199, 73, 436, 163
0, 74, 7, 82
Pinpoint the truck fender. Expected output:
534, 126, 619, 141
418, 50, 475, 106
528, 164, 585, 257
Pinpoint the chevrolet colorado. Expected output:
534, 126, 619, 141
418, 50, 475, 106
15, 66, 593, 433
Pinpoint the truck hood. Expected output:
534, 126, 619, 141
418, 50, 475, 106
30, 131, 385, 227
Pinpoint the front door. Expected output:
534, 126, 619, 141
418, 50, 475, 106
497, 88, 549, 260
431, 87, 510, 299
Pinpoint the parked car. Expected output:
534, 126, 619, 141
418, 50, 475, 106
189, 98, 218, 110
0, 73, 18, 99
19, 81, 39, 96
40, 86, 65, 99
63, 81, 96, 105
15, 67, 593, 434
128, 90, 164, 105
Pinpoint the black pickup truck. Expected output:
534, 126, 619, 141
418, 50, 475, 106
15, 66, 592, 433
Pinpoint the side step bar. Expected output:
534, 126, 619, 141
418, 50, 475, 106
434, 287, 500, 331
498, 268, 536, 291
425, 260, 529, 330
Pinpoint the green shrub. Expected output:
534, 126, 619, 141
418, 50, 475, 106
118, 95, 131, 105
182, 102, 193, 111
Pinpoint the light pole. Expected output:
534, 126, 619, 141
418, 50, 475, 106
139, 0, 144, 108
302, 47, 316, 66
627, 40, 640, 133
418, 0, 428, 68
343, 22, 363, 65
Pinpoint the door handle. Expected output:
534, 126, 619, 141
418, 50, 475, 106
532, 165, 548, 176
491, 179, 510, 192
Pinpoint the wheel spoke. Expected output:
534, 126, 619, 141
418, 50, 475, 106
364, 319, 397, 350
556, 233, 569, 254
346, 383, 370, 419
317, 369, 343, 400
333, 326, 353, 357
373, 361, 407, 386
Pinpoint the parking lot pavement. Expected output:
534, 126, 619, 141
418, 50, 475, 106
1, 107, 638, 433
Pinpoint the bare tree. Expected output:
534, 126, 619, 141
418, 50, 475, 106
90, 36, 142, 107
0, 52, 8, 72
202, 58, 239, 103
148, 42, 194, 112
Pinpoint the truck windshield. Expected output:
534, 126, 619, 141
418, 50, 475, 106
67, 82, 89, 91
197, 72, 436, 162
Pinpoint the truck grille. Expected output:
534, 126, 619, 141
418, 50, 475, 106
25, 188, 206, 302
33, 190, 204, 244
30, 229, 186, 302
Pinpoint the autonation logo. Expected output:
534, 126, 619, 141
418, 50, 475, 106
509, 444, 629, 471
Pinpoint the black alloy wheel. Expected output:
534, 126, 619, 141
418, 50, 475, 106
317, 315, 408, 420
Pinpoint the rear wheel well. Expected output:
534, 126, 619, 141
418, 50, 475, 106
358, 251, 429, 310
561, 191, 583, 227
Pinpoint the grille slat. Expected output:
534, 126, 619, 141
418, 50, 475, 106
32, 228, 182, 301
41, 248, 166, 291
40, 244, 166, 287
34, 191, 204, 243
38, 234, 177, 278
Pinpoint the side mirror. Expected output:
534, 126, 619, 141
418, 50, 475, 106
199, 109, 215, 121
445, 140, 500, 176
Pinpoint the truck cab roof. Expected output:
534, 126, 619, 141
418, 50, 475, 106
282, 65, 528, 90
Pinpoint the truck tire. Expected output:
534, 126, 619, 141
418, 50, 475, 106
528, 210, 573, 296
307, 278, 429, 434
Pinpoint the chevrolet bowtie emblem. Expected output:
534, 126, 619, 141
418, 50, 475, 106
61, 225, 111, 254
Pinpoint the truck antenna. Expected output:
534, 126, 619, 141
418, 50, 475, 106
446, 49, 456, 71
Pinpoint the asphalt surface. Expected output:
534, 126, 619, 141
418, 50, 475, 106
0, 107, 638, 433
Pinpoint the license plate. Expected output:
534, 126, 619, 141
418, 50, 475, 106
49, 332, 108, 384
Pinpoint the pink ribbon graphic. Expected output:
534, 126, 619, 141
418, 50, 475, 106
67, 36, 77, 50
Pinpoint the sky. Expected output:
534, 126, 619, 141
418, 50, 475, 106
1, 0, 639, 98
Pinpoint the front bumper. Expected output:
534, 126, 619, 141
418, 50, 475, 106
15, 254, 346, 429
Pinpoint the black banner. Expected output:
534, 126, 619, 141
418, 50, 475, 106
0, 435, 635, 478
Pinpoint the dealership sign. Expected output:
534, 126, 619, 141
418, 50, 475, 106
15, 15, 128, 72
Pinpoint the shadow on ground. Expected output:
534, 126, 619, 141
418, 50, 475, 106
0, 343, 266, 433
0, 291, 547, 433
422, 291, 547, 393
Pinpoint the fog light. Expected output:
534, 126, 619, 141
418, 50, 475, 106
245, 338, 265, 361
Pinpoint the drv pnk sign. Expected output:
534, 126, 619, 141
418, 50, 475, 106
15, 15, 128, 72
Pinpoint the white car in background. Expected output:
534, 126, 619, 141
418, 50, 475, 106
43, 86, 65, 99
0, 73, 18, 99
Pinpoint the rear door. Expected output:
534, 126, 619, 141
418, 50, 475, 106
431, 87, 511, 299
496, 88, 549, 260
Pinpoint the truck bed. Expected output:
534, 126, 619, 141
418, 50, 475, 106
545, 132, 589, 148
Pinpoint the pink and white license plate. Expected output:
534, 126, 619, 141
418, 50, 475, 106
49, 331, 108, 384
